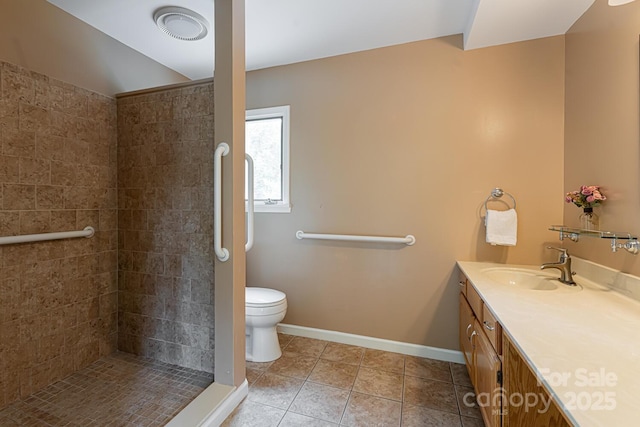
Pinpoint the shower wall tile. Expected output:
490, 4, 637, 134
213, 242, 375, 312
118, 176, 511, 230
0, 60, 117, 410
3, 184, 36, 209
116, 82, 215, 373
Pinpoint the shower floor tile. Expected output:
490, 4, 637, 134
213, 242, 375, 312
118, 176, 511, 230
0, 351, 213, 427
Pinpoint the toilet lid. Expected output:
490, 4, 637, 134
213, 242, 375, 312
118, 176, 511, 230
246, 287, 286, 307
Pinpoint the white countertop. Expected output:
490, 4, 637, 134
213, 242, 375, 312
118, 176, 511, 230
457, 259, 640, 427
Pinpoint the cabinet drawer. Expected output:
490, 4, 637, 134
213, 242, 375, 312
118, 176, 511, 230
482, 304, 502, 355
458, 273, 467, 296
466, 282, 483, 321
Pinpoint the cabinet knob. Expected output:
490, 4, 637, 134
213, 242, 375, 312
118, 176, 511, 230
470, 330, 477, 344
459, 281, 465, 287
466, 324, 473, 337
483, 320, 495, 331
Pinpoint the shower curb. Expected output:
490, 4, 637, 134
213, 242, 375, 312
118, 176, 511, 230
166, 379, 249, 427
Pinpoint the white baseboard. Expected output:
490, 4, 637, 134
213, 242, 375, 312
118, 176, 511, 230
166, 379, 248, 427
277, 324, 464, 364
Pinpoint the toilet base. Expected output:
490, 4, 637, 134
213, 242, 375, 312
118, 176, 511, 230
246, 324, 282, 362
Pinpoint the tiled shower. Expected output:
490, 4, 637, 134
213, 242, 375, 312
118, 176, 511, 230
0, 60, 216, 414
116, 83, 215, 372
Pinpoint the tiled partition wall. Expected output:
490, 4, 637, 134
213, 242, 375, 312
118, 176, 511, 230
116, 82, 215, 373
0, 61, 118, 408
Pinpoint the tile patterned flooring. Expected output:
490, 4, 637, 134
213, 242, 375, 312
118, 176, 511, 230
0, 352, 213, 427
223, 334, 486, 427
0, 335, 485, 427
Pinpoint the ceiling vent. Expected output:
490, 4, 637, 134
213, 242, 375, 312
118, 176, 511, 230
154, 6, 209, 41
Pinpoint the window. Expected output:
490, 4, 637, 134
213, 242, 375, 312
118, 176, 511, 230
245, 105, 290, 213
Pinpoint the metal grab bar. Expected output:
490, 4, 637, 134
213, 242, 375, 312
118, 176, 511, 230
0, 226, 95, 246
214, 142, 230, 262
295, 230, 416, 246
245, 153, 254, 252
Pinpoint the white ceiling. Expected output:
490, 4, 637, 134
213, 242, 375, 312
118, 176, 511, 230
47, 0, 595, 81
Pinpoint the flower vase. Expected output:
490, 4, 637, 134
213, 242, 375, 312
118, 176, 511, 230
579, 208, 599, 231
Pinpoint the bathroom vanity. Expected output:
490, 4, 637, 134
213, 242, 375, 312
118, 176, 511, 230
458, 259, 640, 427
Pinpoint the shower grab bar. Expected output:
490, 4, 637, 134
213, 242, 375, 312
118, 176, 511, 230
245, 153, 254, 252
0, 226, 95, 246
296, 230, 416, 246
214, 142, 230, 262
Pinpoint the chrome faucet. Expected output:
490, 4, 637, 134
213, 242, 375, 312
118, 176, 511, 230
541, 247, 576, 285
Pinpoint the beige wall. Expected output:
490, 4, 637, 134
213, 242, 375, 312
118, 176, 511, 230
246, 35, 566, 350
0, 0, 188, 96
0, 60, 118, 408
564, 0, 640, 275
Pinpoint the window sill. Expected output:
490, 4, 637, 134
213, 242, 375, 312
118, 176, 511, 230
245, 203, 291, 214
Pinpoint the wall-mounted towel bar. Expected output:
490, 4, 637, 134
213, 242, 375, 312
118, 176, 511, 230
483, 187, 516, 213
0, 226, 95, 246
296, 230, 416, 246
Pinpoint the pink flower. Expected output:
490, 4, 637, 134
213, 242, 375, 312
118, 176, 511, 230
581, 186, 593, 196
566, 185, 606, 208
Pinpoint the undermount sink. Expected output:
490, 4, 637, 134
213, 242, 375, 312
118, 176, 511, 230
481, 267, 579, 291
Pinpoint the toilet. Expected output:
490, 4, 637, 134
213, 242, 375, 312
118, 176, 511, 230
245, 287, 288, 362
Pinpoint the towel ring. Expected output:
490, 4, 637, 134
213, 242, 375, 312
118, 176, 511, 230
483, 188, 516, 213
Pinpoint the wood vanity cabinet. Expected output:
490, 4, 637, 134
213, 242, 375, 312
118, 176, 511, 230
458, 273, 502, 427
459, 293, 475, 371
474, 319, 502, 427
459, 271, 574, 427
503, 336, 572, 427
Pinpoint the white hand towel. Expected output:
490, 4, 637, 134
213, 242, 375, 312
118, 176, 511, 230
485, 209, 517, 246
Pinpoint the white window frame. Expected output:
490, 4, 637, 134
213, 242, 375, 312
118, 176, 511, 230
245, 105, 291, 213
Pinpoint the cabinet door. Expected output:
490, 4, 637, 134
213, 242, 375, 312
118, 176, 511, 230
504, 336, 571, 427
459, 293, 475, 377
475, 320, 502, 427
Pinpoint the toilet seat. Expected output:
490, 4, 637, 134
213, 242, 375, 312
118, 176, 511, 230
246, 287, 286, 308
